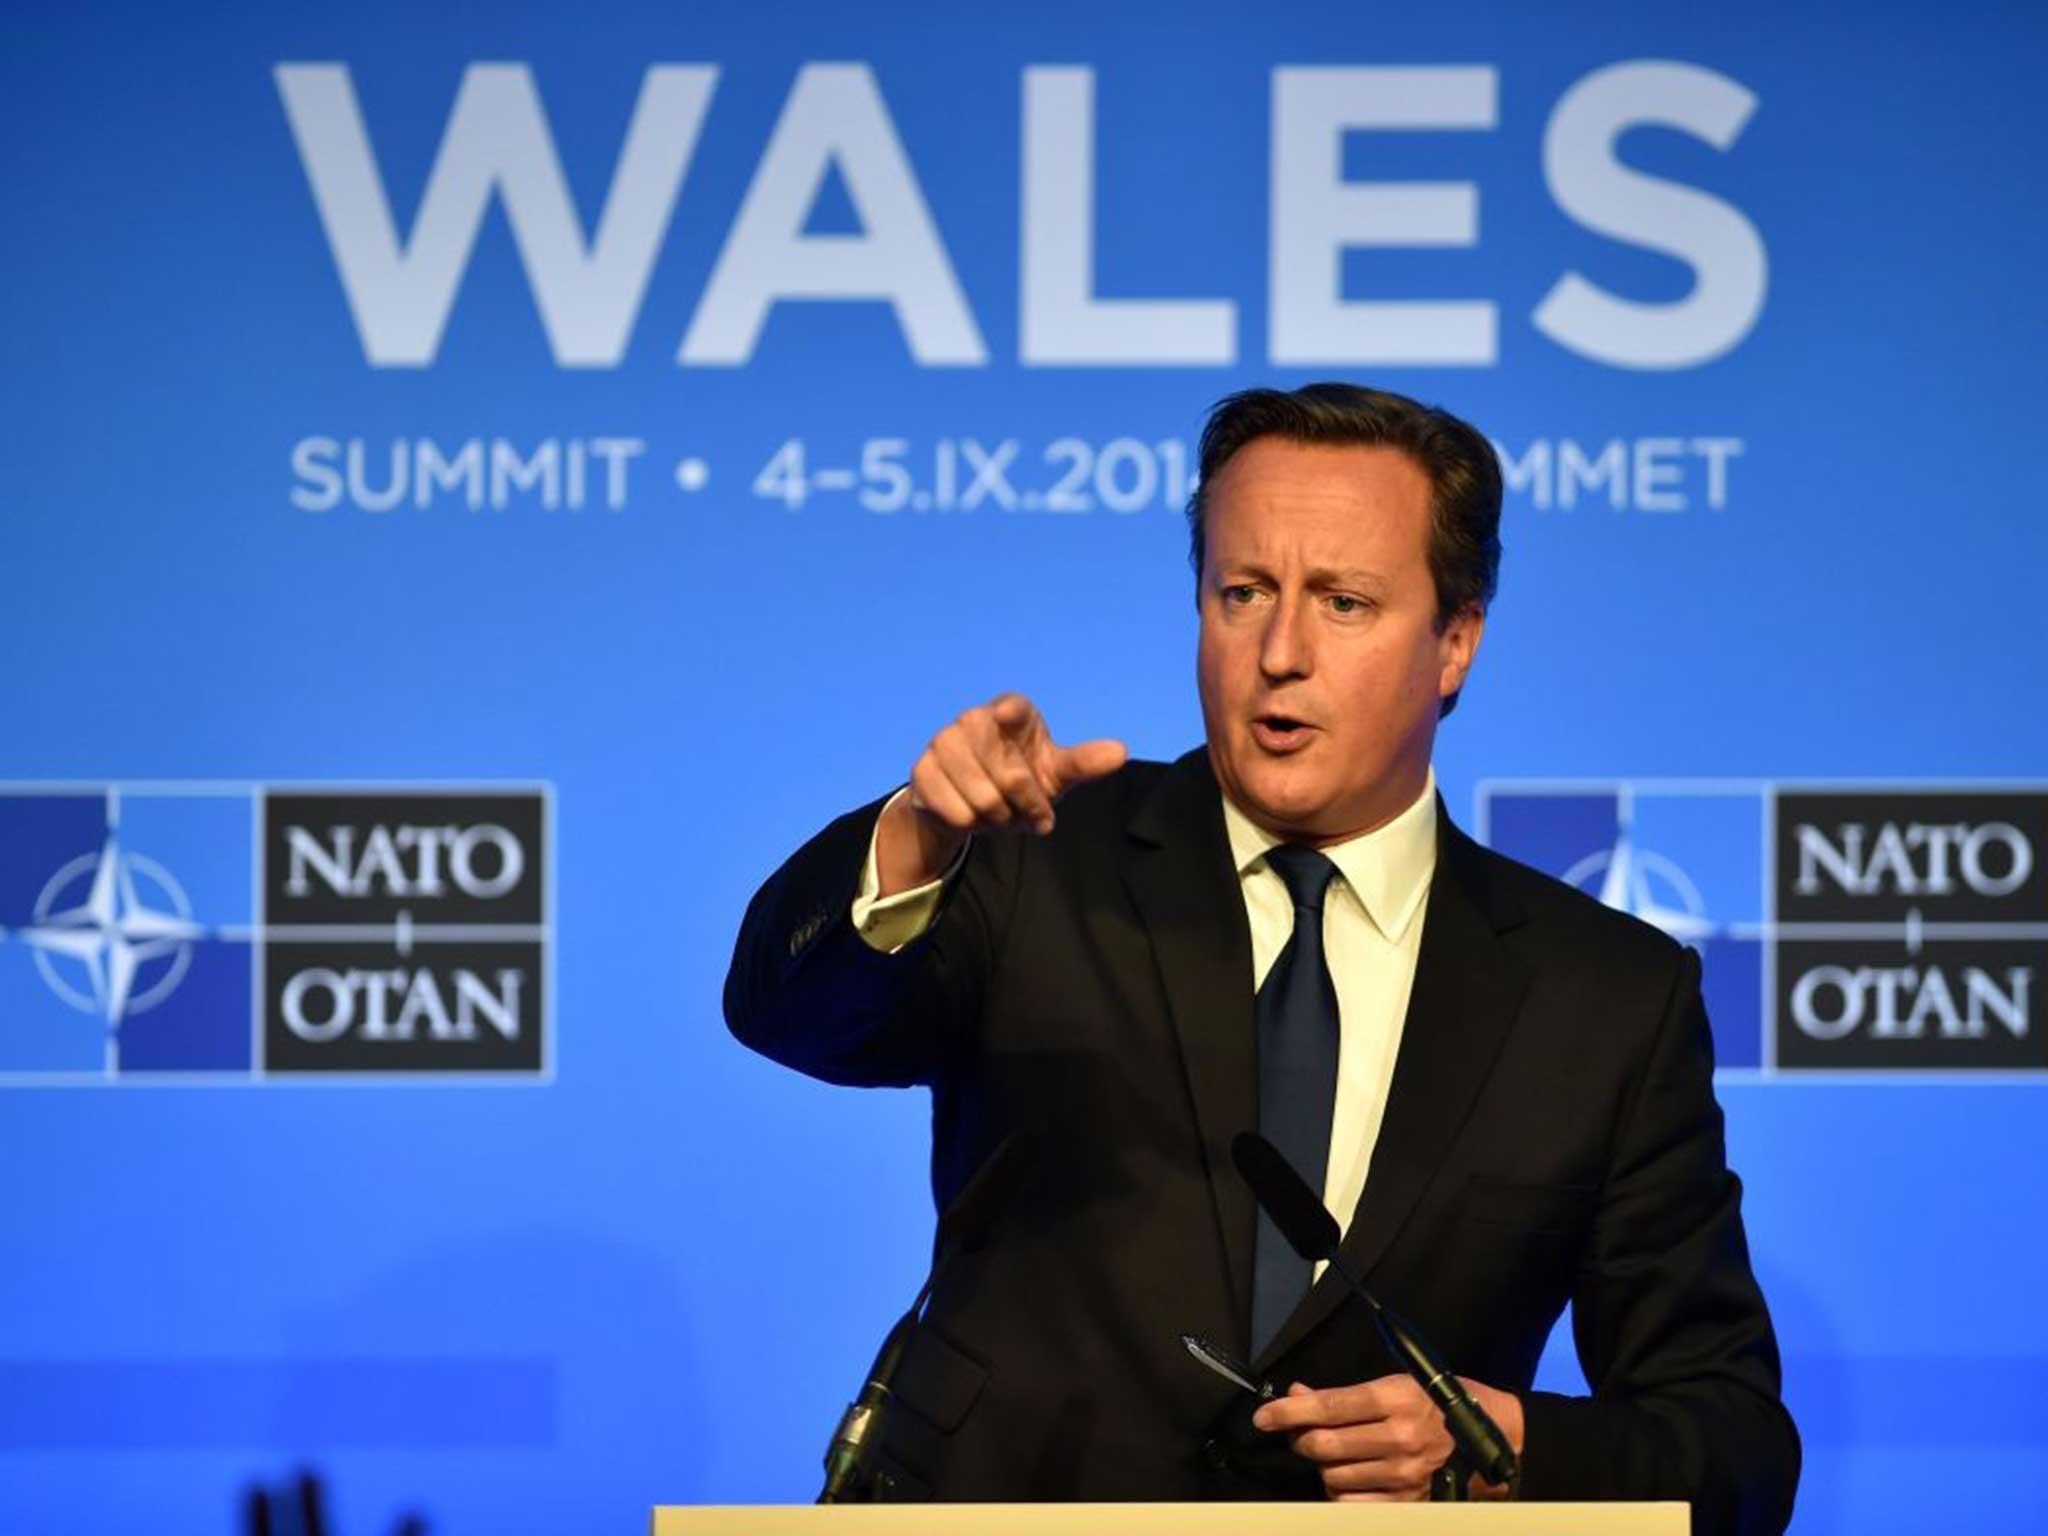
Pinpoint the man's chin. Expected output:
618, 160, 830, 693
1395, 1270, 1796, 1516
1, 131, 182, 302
1222, 759, 1334, 838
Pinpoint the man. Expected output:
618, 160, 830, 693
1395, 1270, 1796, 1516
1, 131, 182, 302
725, 384, 1798, 1532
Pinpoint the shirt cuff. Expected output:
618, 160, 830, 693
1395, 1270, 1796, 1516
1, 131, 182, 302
851, 787, 968, 954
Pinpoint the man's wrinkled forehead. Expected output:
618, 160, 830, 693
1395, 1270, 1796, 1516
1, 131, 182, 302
1202, 441, 1431, 575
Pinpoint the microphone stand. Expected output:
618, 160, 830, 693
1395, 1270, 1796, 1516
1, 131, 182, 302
817, 1281, 931, 1504
1330, 1246, 1522, 1500
1430, 1451, 1474, 1503
815, 1132, 1034, 1503
1230, 1132, 1520, 1499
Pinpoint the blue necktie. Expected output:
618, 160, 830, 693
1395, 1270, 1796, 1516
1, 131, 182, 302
1249, 843, 1341, 1357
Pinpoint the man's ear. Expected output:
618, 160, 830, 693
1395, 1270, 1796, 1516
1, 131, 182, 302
1437, 604, 1485, 701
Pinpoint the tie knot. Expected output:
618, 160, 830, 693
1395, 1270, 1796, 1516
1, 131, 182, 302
1263, 843, 1339, 913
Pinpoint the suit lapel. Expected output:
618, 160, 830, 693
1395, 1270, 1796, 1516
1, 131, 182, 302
1255, 808, 1531, 1368
1121, 749, 1261, 1352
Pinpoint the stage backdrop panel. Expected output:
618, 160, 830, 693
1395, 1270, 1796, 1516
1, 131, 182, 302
2, 3, 2044, 1533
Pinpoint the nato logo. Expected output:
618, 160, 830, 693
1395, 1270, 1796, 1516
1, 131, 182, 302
1477, 781, 2047, 1077
0, 783, 551, 1084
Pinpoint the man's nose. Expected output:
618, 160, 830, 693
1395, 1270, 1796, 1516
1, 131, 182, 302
1258, 596, 1312, 681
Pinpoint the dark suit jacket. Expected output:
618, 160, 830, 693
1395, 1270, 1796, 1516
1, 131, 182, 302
725, 750, 1799, 1533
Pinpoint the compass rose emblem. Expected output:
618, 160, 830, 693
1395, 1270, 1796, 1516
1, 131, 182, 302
1561, 808, 1717, 944
17, 832, 208, 1029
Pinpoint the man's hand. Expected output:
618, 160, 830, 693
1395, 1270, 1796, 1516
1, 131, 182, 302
875, 693, 1128, 896
1252, 1375, 1524, 1502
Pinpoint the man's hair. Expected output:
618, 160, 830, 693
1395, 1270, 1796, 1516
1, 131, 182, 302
1185, 381, 1503, 716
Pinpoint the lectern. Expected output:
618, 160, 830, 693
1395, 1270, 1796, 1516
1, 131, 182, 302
654, 1505, 1687, 1536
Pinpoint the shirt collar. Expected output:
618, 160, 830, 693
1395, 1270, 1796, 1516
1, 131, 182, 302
1220, 767, 1439, 943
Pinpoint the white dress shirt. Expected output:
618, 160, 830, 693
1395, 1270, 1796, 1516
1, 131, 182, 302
852, 770, 1440, 1254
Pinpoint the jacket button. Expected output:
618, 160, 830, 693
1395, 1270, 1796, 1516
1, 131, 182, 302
1200, 1438, 1229, 1471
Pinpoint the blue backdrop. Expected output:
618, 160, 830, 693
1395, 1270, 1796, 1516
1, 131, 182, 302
4, 2, 2045, 1532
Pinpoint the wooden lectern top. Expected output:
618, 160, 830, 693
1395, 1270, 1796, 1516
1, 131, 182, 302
654, 1504, 1687, 1536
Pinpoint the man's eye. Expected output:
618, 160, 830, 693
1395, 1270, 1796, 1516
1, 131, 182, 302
1225, 585, 1260, 604
1329, 594, 1367, 614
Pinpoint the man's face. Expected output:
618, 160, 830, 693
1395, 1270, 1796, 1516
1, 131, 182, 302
1196, 437, 1483, 844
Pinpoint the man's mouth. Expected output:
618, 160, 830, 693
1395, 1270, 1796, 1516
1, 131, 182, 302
1250, 714, 1315, 753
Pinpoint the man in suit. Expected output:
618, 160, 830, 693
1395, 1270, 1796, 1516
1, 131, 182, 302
725, 384, 1798, 1532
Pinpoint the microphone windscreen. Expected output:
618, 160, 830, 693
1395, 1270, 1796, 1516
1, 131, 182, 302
1232, 1131, 1341, 1262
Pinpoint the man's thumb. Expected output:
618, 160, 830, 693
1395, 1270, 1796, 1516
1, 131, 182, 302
1051, 738, 1129, 791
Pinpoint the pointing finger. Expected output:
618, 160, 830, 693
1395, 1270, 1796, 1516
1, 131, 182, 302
987, 692, 1038, 732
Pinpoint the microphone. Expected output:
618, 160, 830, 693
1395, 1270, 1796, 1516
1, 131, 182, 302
1230, 1131, 1520, 1493
818, 1132, 1035, 1503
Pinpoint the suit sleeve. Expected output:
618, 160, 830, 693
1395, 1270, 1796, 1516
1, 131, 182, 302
722, 794, 1012, 1088
1517, 945, 1801, 1536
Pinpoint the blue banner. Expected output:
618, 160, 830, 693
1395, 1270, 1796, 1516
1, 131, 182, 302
4, 3, 2045, 1532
